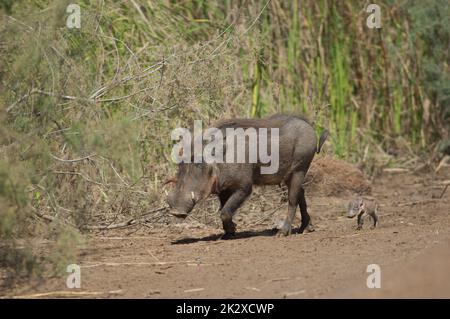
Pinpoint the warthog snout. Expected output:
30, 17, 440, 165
169, 209, 188, 219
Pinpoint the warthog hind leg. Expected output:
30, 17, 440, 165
278, 171, 307, 237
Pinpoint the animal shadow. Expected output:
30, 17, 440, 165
171, 228, 279, 245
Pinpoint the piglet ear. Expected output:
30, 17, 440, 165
163, 177, 177, 185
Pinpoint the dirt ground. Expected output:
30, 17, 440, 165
2, 163, 450, 299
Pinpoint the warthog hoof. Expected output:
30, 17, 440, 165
220, 212, 236, 234
298, 222, 315, 234
221, 232, 236, 240
222, 222, 236, 234
276, 223, 292, 237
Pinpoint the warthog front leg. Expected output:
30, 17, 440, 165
357, 211, 365, 230
219, 187, 251, 239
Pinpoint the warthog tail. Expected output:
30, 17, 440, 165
317, 130, 329, 154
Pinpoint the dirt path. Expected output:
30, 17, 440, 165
3, 170, 450, 298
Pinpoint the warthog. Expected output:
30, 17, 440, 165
165, 114, 328, 238
347, 197, 379, 230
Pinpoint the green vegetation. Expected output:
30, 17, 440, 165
0, 1, 449, 279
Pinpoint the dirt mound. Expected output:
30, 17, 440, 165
305, 156, 371, 196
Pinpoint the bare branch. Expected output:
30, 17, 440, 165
50, 153, 96, 163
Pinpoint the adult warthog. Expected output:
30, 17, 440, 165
165, 114, 328, 238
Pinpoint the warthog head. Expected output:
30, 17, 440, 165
347, 197, 364, 218
165, 163, 217, 218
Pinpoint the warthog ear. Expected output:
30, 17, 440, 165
163, 177, 177, 185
